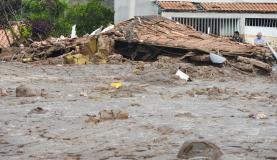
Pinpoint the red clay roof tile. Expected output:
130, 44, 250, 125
158, 1, 277, 13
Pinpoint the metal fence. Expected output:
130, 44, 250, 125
172, 17, 240, 37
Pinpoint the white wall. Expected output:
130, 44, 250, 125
114, 0, 129, 24
114, 0, 158, 24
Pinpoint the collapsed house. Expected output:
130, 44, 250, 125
103, 16, 274, 72
1, 16, 275, 74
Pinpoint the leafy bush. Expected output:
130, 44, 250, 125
19, 23, 32, 39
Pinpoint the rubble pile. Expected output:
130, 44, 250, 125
0, 34, 113, 64
104, 16, 275, 73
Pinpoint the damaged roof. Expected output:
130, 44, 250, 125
157, 1, 277, 13
104, 16, 268, 57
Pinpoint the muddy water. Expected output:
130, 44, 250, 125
0, 62, 276, 160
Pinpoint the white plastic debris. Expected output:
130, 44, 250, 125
249, 112, 268, 120
19, 44, 24, 50
255, 113, 267, 119
90, 26, 103, 36
101, 25, 114, 33
80, 90, 88, 97
176, 70, 190, 81
210, 53, 226, 64
71, 24, 77, 38
59, 35, 65, 40
267, 42, 277, 60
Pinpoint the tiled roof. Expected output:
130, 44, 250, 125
158, 1, 277, 13
202, 3, 277, 13
158, 1, 197, 11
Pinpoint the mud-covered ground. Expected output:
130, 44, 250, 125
0, 61, 277, 160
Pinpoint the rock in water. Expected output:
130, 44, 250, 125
16, 85, 41, 97
0, 89, 8, 96
177, 141, 223, 160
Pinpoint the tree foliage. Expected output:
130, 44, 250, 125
21, 0, 68, 39
20, 0, 113, 39
65, 0, 114, 36
1, 0, 114, 41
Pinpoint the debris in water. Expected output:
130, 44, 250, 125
110, 82, 122, 89
0, 89, 8, 96
80, 90, 88, 97
177, 141, 223, 160
86, 109, 129, 124
28, 107, 48, 114
248, 112, 268, 120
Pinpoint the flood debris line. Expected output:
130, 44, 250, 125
104, 16, 275, 73
86, 109, 129, 124
177, 141, 223, 160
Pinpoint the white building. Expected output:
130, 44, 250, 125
114, 0, 277, 45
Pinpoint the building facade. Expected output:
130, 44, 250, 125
114, 0, 277, 45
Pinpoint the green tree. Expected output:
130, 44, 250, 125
21, 0, 68, 39
65, 0, 114, 36
15, 0, 113, 39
